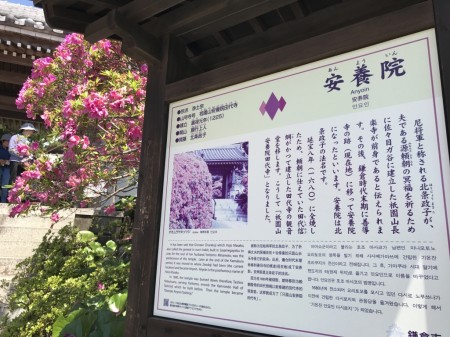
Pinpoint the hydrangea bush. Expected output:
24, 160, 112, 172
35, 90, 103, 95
11, 33, 147, 219
169, 153, 213, 229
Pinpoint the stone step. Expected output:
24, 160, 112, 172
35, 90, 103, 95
0, 214, 73, 229
214, 199, 247, 222
214, 199, 238, 207
0, 241, 38, 258
0, 226, 51, 242
0, 275, 14, 317
0, 257, 22, 276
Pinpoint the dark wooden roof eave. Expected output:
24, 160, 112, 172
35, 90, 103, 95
35, 0, 432, 83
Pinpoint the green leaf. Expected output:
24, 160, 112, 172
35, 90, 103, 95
104, 317, 126, 337
89, 330, 103, 337
105, 240, 117, 251
107, 292, 128, 313
52, 308, 84, 337
89, 241, 102, 250
80, 311, 98, 337
77, 231, 96, 242
86, 294, 106, 309
54, 308, 98, 337
97, 309, 115, 324
95, 246, 106, 257
96, 310, 125, 337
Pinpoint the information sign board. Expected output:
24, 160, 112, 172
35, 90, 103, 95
154, 29, 450, 337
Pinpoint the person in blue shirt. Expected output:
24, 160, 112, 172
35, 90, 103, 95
0, 133, 11, 203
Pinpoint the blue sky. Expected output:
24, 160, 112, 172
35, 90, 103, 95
4, 0, 35, 6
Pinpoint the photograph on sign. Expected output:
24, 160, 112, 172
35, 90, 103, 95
154, 29, 450, 337
169, 142, 249, 230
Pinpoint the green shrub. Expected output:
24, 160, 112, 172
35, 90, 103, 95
0, 225, 130, 337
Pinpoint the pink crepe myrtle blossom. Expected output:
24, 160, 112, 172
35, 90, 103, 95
25, 104, 34, 119
66, 174, 82, 188
82, 136, 90, 149
44, 161, 52, 171
16, 144, 30, 157
40, 110, 52, 127
104, 204, 116, 215
50, 212, 60, 223
36, 192, 49, 202
41, 74, 57, 87
84, 58, 93, 68
62, 100, 74, 118
63, 149, 76, 161
9, 200, 31, 218
136, 88, 146, 99
30, 141, 40, 151
127, 124, 142, 141
30, 57, 53, 79
84, 93, 108, 119
98, 40, 112, 54
140, 64, 148, 74
61, 118, 77, 139
10, 33, 147, 218
68, 135, 80, 148
21, 170, 41, 180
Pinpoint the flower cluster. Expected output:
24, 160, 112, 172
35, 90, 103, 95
169, 153, 213, 229
11, 33, 147, 220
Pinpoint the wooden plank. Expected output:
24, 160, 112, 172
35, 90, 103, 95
289, 2, 306, 19
141, 0, 227, 37
0, 54, 33, 67
85, 9, 162, 64
0, 94, 18, 111
190, 0, 426, 71
166, 1, 434, 102
0, 70, 28, 85
119, 0, 186, 24
142, 0, 296, 39
88, 0, 127, 8
0, 109, 27, 120
433, 0, 450, 150
83, 11, 117, 43
248, 18, 264, 34
174, 0, 298, 43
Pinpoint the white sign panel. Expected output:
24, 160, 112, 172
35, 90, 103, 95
154, 29, 450, 337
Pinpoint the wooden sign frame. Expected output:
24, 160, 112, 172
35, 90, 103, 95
125, 1, 450, 336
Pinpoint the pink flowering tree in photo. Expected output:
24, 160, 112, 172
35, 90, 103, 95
170, 153, 213, 229
11, 33, 148, 220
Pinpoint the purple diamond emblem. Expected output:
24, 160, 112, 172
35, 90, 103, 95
279, 97, 286, 111
259, 92, 286, 120
259, 102, 266, 115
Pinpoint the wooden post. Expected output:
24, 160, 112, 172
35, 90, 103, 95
124, 33, 192, 337
124, 42, 169, 337
433, 0, 450, 149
